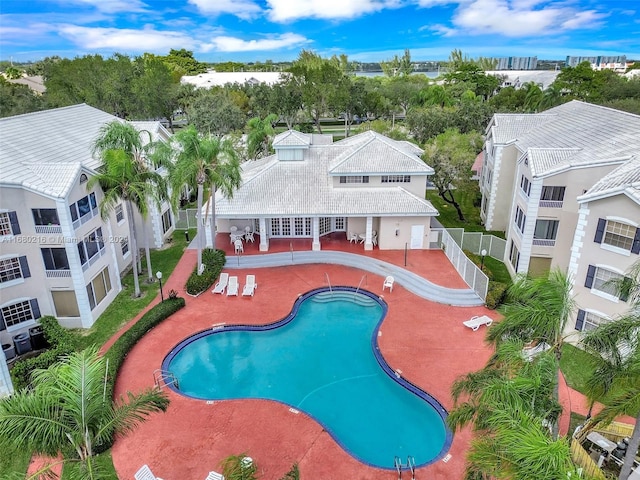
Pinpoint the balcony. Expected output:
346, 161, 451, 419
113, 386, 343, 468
539, 200, 563, 208
532, 239, 556, 247
46, 270, 71, 278
35, 225, 62, 234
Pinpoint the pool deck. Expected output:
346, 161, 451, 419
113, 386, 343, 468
111, 235, 498, 479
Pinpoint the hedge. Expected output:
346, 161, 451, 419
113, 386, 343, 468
486, 281, 508, 310
10, 316, 77, 391
185, 248, 227, 295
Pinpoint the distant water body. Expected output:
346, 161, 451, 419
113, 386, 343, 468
354, 71, 441, 78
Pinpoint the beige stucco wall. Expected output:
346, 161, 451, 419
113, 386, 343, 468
378, 216, 431, 250
489, 144, 519, 231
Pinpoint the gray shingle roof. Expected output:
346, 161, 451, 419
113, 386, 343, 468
0, 104, 118, 198
217, 132, 437, 217
491, 113, 557, 143
272, 130, 312, 147
578, 155, 640, 205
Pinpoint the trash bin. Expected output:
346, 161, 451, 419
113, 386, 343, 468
29, 325, 48, 350
13, 332, 32, 355
2, 343, 15, 361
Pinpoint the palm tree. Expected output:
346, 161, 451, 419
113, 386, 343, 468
87, 149, 165, 297
0, 348, 169, 480
93, 121, 170, 284
246, 114, 277, 160
167, 126, 241, 263
486, 268, 576, 438
581, 259, 640, 480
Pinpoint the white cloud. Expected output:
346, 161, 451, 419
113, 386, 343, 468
426, 23, 458, 36
58, 25, 197, 52
203, 33, 310, 52
187, 0, 262, 20
436, 0, 609, 38
61, 0, 148, 13
266, 0, 402, 22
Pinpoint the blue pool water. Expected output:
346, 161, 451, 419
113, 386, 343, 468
162, 287, 451, 469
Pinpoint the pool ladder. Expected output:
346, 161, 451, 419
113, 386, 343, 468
153, 369, 179, 390
394, 456, 416, 480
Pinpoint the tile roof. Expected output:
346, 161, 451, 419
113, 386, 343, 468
216, 132, 436, 217
578, 155, 640, 205
492, 101, 640, 177
272, 130, 312, 147
0, 104, 118, 198
329, 131, 432, 175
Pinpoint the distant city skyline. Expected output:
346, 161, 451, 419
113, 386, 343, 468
1, 0, 639, 63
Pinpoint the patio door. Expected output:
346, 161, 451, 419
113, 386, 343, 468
410, 224, 424, 249
269, 217, 312, 237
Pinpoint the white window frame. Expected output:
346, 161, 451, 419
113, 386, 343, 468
581, 310, 610, 332
121, 237, 130, 257
115, 204, 125, 224
0, 212, 13, 236
601, 220, 635, 254
1, 299, 36, 330
381, 175, 410, 183
591, 265, 624, 303
0, 257, 23, 285
520, 174, 531, 197
514, 206, 526, 234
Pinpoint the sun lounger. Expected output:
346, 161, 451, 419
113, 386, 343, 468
227, 276, 239, 296
211, 272, 229, 294
462, 315, 493, 331
135, 464, 163, 480
205, 472, 224, 480
242, 274, 257, 297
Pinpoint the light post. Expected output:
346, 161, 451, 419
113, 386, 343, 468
156, 271, 164, 302
480, 249, 487, 270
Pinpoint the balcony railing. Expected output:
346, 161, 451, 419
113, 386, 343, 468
532, 239, 556, 247
46, 270, 71, 278
35, 225, 63, 234
81, 247, 105, 272
539, 200, 563, 208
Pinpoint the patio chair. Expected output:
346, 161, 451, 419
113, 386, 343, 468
348, 232, 358, 244
245, 231, 255, 243
227, 276, 239, 296
205, 472, 224, 480
372, 233, 378, 247
234, 239, 244, 254
135, 464, 163, 480
242, 274, 257, 297
462, 315, 493, 331
382, 275, 394, 292
211, 272, 229, 294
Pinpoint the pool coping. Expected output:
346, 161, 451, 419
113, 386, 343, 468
160, 285, 454, 471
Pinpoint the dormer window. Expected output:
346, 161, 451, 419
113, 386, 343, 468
339, 176, 369, 184
80, 173, 88, 184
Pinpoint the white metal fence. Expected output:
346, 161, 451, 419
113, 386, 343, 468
175, 209, 199, 230
445, 228, 506, 260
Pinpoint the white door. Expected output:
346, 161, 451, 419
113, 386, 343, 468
410, 224, 424, 249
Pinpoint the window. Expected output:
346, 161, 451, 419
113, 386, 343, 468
51, 291, 80, 317
0, 299, 40, 329
575, 309, 609, 332
485, 168, 493, 187
0, 211, 20, 236
509, 240, 520, 270
514, 206, 526, 233
41, 248, 70, 270
319, 217, 331, 235
79, 173, 88, 184
32, 208, 60, 226
381, 175, 410, 183
520, 175, 531, 196
339, 176, 369, 184
161, 209, 172, 234
115, 204, 124, 223
585, 265, 627, 300
334, 217, 345, 231
86, 267, 112, 310
69, 192, 97, 228
278, 149, 304, 161
121, 237, 129, 256
596, 220, 637, 252
77, 227, 105, 269
540, 186, 565, 201
0, 256, 29, 283
533, 220, 559, 245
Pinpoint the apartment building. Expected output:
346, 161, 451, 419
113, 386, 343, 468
0, 105, 174, 360
480, 101, 640, 335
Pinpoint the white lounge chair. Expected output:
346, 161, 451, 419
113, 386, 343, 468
205, 472, 224, 480
382, 275, 394, 292
523, 342, 551, 361
242, 274, 257, 297
463, 315, 493, 331
135, 464, 163, 480
234, 239, 244, 254
348, 232, 358, 243
227, 276, 239, 296
211, 272, 229, 294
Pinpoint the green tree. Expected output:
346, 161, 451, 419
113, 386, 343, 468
90, 121, 167, 295
191, 89, 246, 136
161, 49, 207, 76
246, 114, 277, 160
486, 269, 576, 437
132, 55, 179, 130
0, 77, 47, 118
0, 348, 169, 479
166, 126, 241, 261
4, 67, 23, 79
380, 49, 413, 77
421, 128, 482, 221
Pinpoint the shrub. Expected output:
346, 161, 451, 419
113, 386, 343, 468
185, 248, 226, 295
279, 464, 299, 480
485, 281, 508, 310
10, 316, 76, 391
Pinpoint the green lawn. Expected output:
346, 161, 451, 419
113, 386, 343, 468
72, 228, 195, 350
560, 343, 599, 394
0, 445, 32, 480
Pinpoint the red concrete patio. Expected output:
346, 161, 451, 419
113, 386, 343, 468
111, 234, 498, 479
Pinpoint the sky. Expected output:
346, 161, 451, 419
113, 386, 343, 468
1, 0, 639, 64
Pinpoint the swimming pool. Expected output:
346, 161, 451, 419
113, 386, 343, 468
162, 287, 452, 469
